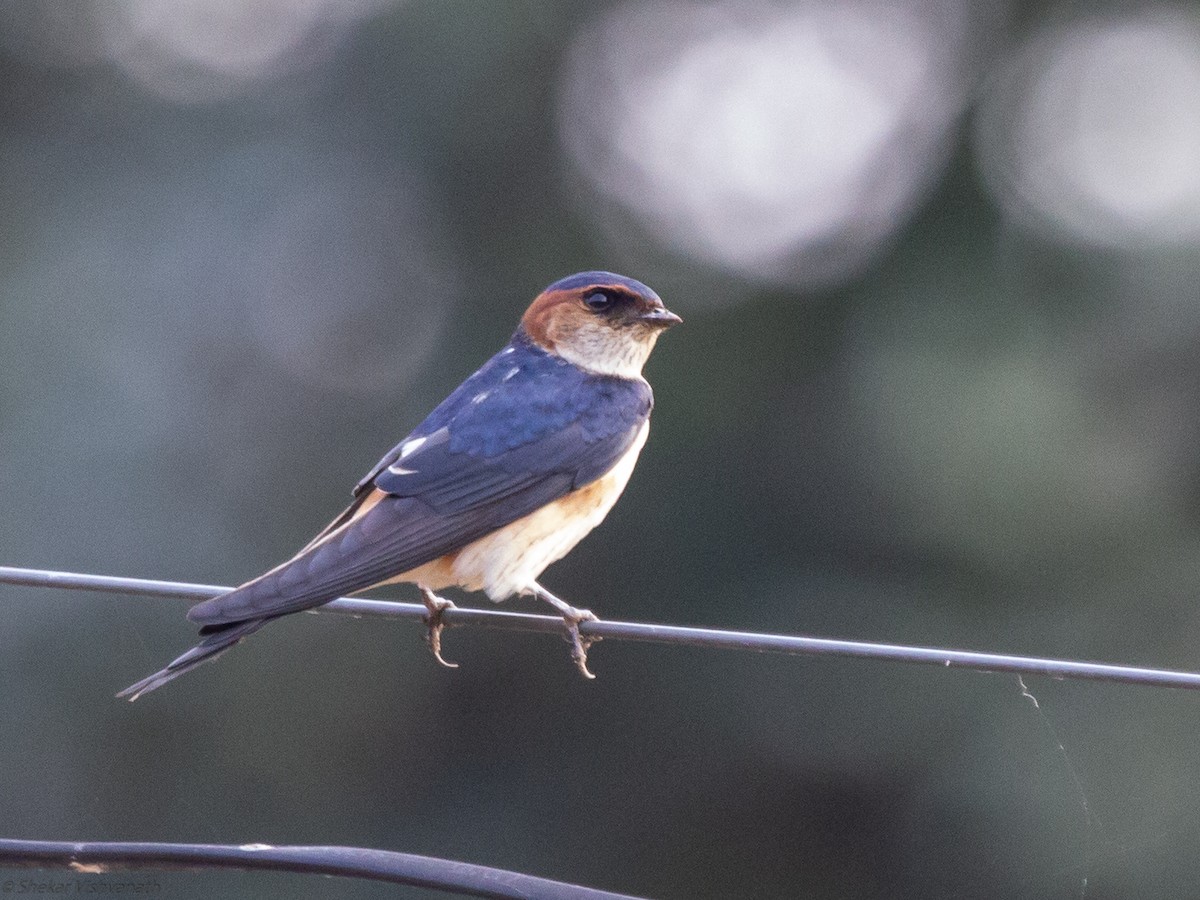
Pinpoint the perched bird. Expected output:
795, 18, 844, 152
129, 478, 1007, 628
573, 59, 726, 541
119, 271, 680, 700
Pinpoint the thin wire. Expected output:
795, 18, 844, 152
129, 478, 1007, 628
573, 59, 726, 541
4, 565, 1200, 691
0, 839, 646, 900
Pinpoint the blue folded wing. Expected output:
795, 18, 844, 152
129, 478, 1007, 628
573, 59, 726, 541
187, 335, 652, 627
373, 372, 652, 512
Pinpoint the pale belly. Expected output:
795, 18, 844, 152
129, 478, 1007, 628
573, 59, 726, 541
398, 420, 650, 600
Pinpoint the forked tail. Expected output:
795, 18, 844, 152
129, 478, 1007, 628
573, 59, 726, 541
117, 618, 269, 701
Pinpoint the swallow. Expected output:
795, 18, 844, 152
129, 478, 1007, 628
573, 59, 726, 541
118, 271, 680, 700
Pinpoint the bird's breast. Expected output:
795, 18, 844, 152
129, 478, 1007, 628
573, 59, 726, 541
433, 420, 651, 600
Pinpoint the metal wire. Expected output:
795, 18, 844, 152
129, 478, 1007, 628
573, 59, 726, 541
5, 565, 1200, 690
0, 839, 646, 900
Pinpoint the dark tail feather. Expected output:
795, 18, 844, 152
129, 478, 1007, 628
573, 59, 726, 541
117, 618, 269, 701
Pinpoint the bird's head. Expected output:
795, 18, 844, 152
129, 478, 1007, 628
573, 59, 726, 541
520, 271, 681, 378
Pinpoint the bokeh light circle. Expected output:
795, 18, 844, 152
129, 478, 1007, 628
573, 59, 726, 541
976, 10, 1200, 248
560, 0, 978, 288
94, 0, 398, 103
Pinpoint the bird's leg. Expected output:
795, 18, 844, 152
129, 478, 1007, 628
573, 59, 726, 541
420, 587, 459, 669
528, 582, 600, 679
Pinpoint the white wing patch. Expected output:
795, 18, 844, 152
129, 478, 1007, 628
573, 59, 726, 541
399, 436, 426, 459
388, 435, 430, 475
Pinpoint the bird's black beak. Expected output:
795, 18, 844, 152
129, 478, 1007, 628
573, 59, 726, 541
638, 307, 683, 329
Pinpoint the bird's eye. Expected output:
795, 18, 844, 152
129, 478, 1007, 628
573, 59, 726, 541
583, 290, 614, 312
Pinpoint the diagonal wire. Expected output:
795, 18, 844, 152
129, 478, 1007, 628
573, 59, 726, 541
0, 839, 646, 900
4, 565, 1200, 691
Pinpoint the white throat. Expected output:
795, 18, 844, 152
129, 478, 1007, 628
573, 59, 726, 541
554, 326, 659, 379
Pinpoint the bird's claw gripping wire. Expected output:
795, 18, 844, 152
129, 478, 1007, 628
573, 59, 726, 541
527, 582, 600, 679
420, 588, 459, 669
562, 608, 600, 680
422, 584, 598, 677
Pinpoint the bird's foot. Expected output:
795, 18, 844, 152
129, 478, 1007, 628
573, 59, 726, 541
561, 607, 600, 680
420, 588, 459, 669
528, 583, 602, 679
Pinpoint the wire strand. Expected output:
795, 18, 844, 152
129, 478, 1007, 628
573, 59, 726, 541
0, 839, 646, 900
4, 565, 1200, 690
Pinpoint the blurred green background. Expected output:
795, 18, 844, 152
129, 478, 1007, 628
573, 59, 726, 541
4, 0, 1200, 897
